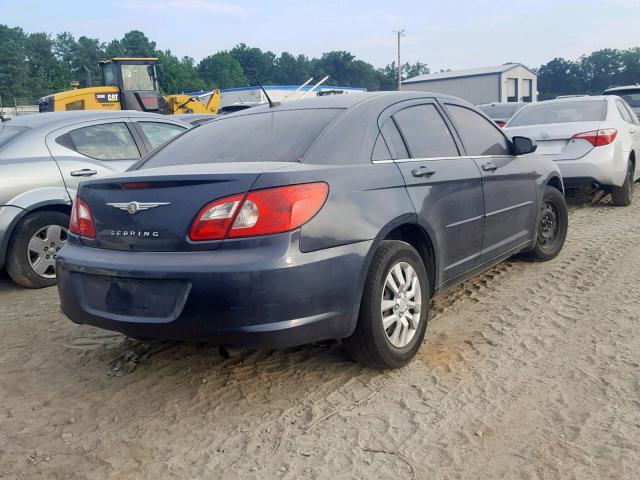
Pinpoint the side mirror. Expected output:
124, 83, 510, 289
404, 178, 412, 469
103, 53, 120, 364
512, 136, 537, 155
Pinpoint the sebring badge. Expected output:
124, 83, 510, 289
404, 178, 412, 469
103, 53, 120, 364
106, 201, 170, 215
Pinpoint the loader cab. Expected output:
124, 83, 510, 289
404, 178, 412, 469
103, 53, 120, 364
99, 58, 161, 112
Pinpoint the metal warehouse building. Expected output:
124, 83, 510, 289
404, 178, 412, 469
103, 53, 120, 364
402, 64, 537, 105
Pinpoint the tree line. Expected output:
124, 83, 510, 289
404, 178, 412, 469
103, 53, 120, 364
2, 24, 640, 106
0, 25, 428, 104
537, 48, 640, 99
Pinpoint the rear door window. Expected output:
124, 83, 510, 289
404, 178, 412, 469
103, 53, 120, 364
446, 104, 511, 156
380, 120, 409, 159
393, 104, 459, 158
508, 100, 607, 127
56, 123, 140, 160
622, 101, 639, 125
371, 133, 392, 161
137, 122, 186, 149
616, 99, 634, 123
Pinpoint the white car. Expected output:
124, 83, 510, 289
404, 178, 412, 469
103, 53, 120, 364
505, 95, 640, 206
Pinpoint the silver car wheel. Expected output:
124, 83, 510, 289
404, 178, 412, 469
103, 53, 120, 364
381, 261, 422, 348
27, 224, 67, 279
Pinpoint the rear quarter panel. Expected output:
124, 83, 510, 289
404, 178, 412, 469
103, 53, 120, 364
251, 162, 416, 252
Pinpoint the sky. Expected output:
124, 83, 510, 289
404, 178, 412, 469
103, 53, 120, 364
2, 0, 640, 71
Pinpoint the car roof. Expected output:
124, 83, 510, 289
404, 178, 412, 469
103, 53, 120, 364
604, 85, 640, 93
221, 91, 470, 118
477, 101, 527, 107
7, 110, 187, 129
531, 95, 611, 105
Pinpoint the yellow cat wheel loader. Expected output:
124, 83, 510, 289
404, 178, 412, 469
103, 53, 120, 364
38, 58, 220, 115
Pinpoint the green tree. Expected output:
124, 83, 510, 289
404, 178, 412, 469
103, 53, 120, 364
312, 51, 388, 90
120, 30, 156, 57
157, 50, 207, 93
580, 48, 622, 93
379, 61, 430, 89
537, 57, 585, 99
273, 52, 311, 84
620, 47, 640, 86
198, 51, 246, 89
229, 43, 276, 82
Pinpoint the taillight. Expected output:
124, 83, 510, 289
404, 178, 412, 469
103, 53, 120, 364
572, 128, 617, 147
496, 121, 506, 128
189, 194, 244, 241
69, 197, 96, 238
189, 182, 329, 241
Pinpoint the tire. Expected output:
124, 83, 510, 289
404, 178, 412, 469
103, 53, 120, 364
611, 160, 634, 207
6, 211, 70, 289
344, 240, 430, 369
525, 187, 568, 262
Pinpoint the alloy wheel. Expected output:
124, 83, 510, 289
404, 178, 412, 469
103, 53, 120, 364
381, 261, 422, 348
27, 224, 67, 278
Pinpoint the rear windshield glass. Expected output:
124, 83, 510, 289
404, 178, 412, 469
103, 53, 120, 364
0, 125, 27, 148
478, 104, 520, 119
508, 100, 606, 127
138, 109, 342, 169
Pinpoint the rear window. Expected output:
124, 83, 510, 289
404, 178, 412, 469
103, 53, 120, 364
478, 103, 520, 119
508, 100, 606, 127
139, 109, 342, 169
0, 125, 28, 148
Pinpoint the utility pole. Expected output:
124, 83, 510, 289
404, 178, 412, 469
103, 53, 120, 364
394, 29, 405, 91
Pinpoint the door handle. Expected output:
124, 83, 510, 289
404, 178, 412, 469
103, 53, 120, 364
70, 169, 98, 177
411, 166, 436, 178
630, 129, 636, 134
482, 162, 498, 172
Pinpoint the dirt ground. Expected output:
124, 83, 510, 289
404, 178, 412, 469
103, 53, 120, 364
1, 191, 639, 480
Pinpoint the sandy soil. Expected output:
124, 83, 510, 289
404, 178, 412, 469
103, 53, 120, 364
1, 191, 639, 480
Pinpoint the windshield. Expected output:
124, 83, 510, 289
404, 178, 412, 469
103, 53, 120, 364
138, 109, 343, 169
0, 125, 27, 149
479, 103, 521, 119
508, 100, 607, 127
120, 64, 155, 91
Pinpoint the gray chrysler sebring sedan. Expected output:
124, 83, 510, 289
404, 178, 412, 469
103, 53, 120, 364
57, 92, 568, 368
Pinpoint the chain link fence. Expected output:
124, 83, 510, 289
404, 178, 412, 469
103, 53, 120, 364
0, 95, 40, 119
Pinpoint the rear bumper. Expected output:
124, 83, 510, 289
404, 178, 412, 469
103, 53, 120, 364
554, 145, 626, 187
56, 232, 373, 348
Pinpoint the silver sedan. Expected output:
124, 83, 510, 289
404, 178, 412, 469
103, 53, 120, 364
0, 111, 189, 288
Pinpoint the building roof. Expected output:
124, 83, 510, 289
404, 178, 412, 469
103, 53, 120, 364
99, 57, 159, 63
218, 85, 367, 93
403, 64, 536, 84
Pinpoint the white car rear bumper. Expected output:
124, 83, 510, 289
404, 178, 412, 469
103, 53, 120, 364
553, 144, 627, 188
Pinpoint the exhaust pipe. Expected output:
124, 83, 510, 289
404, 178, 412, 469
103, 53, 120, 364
82, 65, 92, 88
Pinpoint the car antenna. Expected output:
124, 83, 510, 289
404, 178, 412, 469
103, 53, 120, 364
254, 75, 280, 108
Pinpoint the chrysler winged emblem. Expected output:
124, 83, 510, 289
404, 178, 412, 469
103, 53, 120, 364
106, 201, 170, 215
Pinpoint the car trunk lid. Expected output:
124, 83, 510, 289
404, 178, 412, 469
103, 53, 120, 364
505, 121, 602, 160
77, 162, 293, 252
